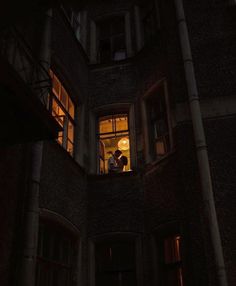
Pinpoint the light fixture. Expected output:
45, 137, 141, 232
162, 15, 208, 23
118, 137, 130, 150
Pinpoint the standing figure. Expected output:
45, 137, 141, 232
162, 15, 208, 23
107, 150, 122, 173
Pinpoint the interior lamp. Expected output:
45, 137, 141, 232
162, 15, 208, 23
118, 137, 130, 151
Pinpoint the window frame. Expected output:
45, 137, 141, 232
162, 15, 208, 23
88, 233, 143, 286
96, 15, 127, 63
152, 222, 186, 286
49, 70, 76, 157
36, 209, 81, 286
141, 79, 174, 164
97, 113, 130, 174
89, 103, 137, 175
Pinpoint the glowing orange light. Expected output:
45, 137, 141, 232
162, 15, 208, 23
118, 137, 130, 150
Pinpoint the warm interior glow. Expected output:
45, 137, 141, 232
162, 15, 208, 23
98, 114, 131, 174
49, 70, 75, 156
118, 137, 129, 150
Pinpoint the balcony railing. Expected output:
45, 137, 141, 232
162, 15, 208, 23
0, 27, 51, 106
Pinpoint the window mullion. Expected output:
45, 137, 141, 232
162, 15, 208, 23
63, 116, 69, 149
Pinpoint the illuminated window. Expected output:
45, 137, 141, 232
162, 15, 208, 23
97, 16, 126, 63
146, 83, 171, 159
49, 70, 75, 156
95, 240, 136, 286
98, 114, 131, 174
36, 222, 77, 286
161, 235, 184, 286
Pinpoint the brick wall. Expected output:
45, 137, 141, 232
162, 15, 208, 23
0, 144, 30, 286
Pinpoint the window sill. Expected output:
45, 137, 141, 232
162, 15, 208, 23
88, 170, 138, 180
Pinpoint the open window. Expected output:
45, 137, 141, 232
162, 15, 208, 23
97, 114, 131, 174
49, 70, 75, 156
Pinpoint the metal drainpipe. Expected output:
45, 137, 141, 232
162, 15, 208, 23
174, 1, 228, 286
20, 9, 52, 286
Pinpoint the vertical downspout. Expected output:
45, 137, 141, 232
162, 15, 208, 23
174, 1, 228, 286
20, 9, 52, 286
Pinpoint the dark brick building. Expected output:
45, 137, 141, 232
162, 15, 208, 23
0, 1, 235, 286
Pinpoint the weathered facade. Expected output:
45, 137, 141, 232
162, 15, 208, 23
0, 1, 235, 286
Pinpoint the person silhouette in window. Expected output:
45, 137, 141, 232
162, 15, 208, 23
107, 150, 128, 173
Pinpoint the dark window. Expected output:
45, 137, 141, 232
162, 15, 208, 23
95, 240, 136, 286
97, 16, 126, 63
141, 1, 160, 45
36, 222, 78, 286
146, 83, 171, 159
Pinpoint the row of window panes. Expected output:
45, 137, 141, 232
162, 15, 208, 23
49, 71, 170, 163
99, 115, 128, 135
49, 70, 75, 156
50, 70, 74, 119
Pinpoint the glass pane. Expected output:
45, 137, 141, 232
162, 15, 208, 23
52, 99, 65, 127
67, 120, 74, 142
99, 117, 113, 134
60, 85, 68, 110
52, 74, 61, 98
57, 131, 63, 145
115, 115, 128, 131
67, 140, 74, 156
68, 97, 75, 118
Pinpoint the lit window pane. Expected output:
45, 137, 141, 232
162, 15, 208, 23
57, 131, 63, 145
68, 97, 75, 118
52, 74, 61, 98
67, 140, 73, 155
115, 115, 128, 131
61, 86, 68, 110
52, 99, 65, 127
68, 120, 74, 142
99, 117, 113, 134
49, 70, 76, 157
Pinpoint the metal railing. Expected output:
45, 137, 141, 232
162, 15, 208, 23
0, 27, 51, 106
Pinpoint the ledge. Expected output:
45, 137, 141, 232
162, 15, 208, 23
88, 170, 138, 181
